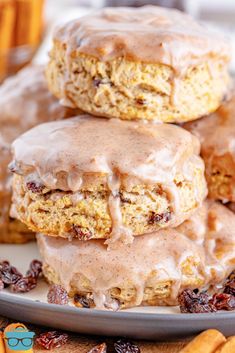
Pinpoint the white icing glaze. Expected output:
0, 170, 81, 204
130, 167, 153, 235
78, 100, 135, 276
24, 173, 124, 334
37, 201, 235, 309
0, 65, 72, 236
54, 6, 230, 71
11, 115, 207, 243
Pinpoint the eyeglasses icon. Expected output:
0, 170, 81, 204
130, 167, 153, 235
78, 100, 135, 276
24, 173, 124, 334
4, 326, 35, 351
5, 337, 34, 348
5, 337, 33, 348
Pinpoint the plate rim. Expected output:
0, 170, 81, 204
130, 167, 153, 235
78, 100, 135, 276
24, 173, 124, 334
1, 291, 235, 322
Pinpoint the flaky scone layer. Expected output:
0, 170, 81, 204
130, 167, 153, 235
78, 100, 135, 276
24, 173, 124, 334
47, 47, 230, 123
10, 116, 207, 242
12, 165, 206, 240
46, 6, 230, 122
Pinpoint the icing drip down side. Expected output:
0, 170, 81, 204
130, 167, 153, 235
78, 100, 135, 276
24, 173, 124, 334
37, 201, 235, 309
11, 115, 206, 243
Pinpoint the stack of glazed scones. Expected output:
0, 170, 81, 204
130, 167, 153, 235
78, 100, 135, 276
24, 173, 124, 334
0, 65, 77, 243
7, 6, 235, 309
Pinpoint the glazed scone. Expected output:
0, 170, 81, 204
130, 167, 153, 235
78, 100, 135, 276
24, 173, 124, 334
46, 6, 231, 123
0, 138, 34, 243
184, 92, 235, 202
37, 201, 235, 309
38, 230, 206, 309
10, 115, 207, 243
0, 65, 77, 243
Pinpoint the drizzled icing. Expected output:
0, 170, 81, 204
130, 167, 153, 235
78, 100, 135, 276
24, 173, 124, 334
54, 6, 230, 71
0, 138, 13, 236
37, 201, 235, 309
185, 92, 235, 160
11, 115, 206, 243
184, 91, 235, 197
38, 230, 205, 308
0, 65, 71, 140
0, 65, 73, 237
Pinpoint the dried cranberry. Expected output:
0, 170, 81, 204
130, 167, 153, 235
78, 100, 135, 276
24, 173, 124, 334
227, 270, 235, 281
0, 262, 22, 285
211, 293, 235, 311
74, 294, 94, 308
88, 343, 107, 353
224, 271, 235, 296
70, 225, 92, 240
114, 339, 141, 353
26, 181, 45, 193
36, 331, 68, 350
11, 276, 37, 293
93, 78, 102, 87
26, 260, 42, 278
47, 285, 69, 305
178, 289, 216, 314
148, 211, 171, 225
136, 98, 147, 106
93, 78, 111, 88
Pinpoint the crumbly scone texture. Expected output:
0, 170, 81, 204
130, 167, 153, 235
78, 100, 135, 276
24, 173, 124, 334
205, 152, 235, 201
12, 164, 206, 239
184, 94, 235, 202
43, 259, 204, 309
46, 44, 230, 123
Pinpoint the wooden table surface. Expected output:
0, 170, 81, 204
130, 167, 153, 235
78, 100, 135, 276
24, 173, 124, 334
0, 316, 190, 352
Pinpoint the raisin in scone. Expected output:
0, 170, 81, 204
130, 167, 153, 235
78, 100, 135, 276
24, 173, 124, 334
10, 115, 207, 243
0, 65, 77, 243
46, 6, 231, 123
185, 92, 235, 202
38, 201, 235, 309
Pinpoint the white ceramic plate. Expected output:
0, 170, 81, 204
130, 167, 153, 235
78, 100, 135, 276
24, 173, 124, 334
1, 243, 235, 340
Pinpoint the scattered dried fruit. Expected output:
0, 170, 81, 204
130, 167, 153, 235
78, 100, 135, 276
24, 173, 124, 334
26, 181, 45, 193
74, 294, 94, 308
11, 276, 37, 293
148, 211, 171, 225
47, 285, 69, 305
36, 331, 68, 350
224, 271, 235, 296
114, 339, 141, 353
136, 98, 147, 106
0, 262, 22, 285
26, 260, 42, 278
70, 225, 93, 240
0, 259, 42, 293
178, 289, 216, 313
88, 342, 107, 353
210, 293, 235, 311
93, 78, 111, 88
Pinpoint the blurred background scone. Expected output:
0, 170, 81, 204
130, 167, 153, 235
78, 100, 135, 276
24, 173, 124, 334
46, 6, 231, 123
10, 115, 207, 242
184, 92, 235, 203
37, 200, 235, 310
0, 65, 76, 243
